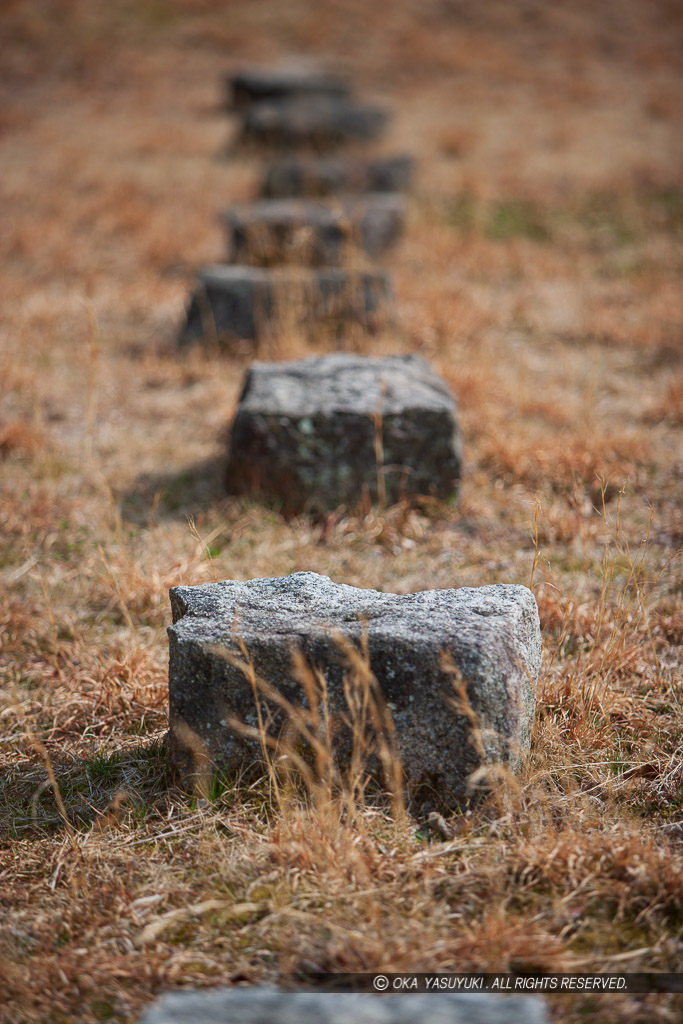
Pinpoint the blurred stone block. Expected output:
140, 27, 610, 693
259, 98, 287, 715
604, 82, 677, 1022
142, 986, 548, 1024
225, 353, 463, 509
261, 154, 415, 197
240, 95, 389, 148
178, 266, 392, 349
222, 195, 405, 265
228, 66, 349, 110
167, 572, 540, 810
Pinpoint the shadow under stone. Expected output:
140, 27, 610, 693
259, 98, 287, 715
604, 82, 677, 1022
119, 453, 228, 525
0, 738, 168, 839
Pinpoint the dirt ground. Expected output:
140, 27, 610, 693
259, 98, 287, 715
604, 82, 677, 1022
1, 2, 681, 1022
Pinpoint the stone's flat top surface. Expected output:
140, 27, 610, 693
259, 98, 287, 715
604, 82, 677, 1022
196, 265, 389, 287
242, 95, 389, 140
140, 987, 548, 1024
245, 94, 385, 118
170, 572, 542, 684
196, 264, 269, 286
230, 65, 349, 98
261, 155, 415, 197
234, 354, 456, 417
232, 67, 347, 87
224, 194, 405, 223
265, 153, 414, 176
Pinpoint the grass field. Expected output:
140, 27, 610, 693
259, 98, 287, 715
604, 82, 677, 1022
1, 1, 681, 1021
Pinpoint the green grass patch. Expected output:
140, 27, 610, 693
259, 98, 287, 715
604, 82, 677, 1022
486, 200, 552, 242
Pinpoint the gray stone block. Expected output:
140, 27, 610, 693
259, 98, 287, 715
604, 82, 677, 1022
178, 266, 392, 349
222, 195, 405, 266
140, 986, 548, 1024
229, 67, 349, 110
167, 572, 541, 809
240, 96, 389, 149
225, 353, 463, 510
261, 155, 415, 197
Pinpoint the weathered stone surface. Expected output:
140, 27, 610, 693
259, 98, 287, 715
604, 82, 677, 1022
225, 354, 462, 510
261, 154, 415, 197
178, 267, 392, 349
229, 67, 349, 110
241, 95, 389, 148
140, 987, 548, 1024
167, 572, 541, 809
222, 195, 405, 266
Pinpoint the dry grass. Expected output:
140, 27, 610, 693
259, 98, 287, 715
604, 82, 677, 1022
1, 1, 682, 1022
